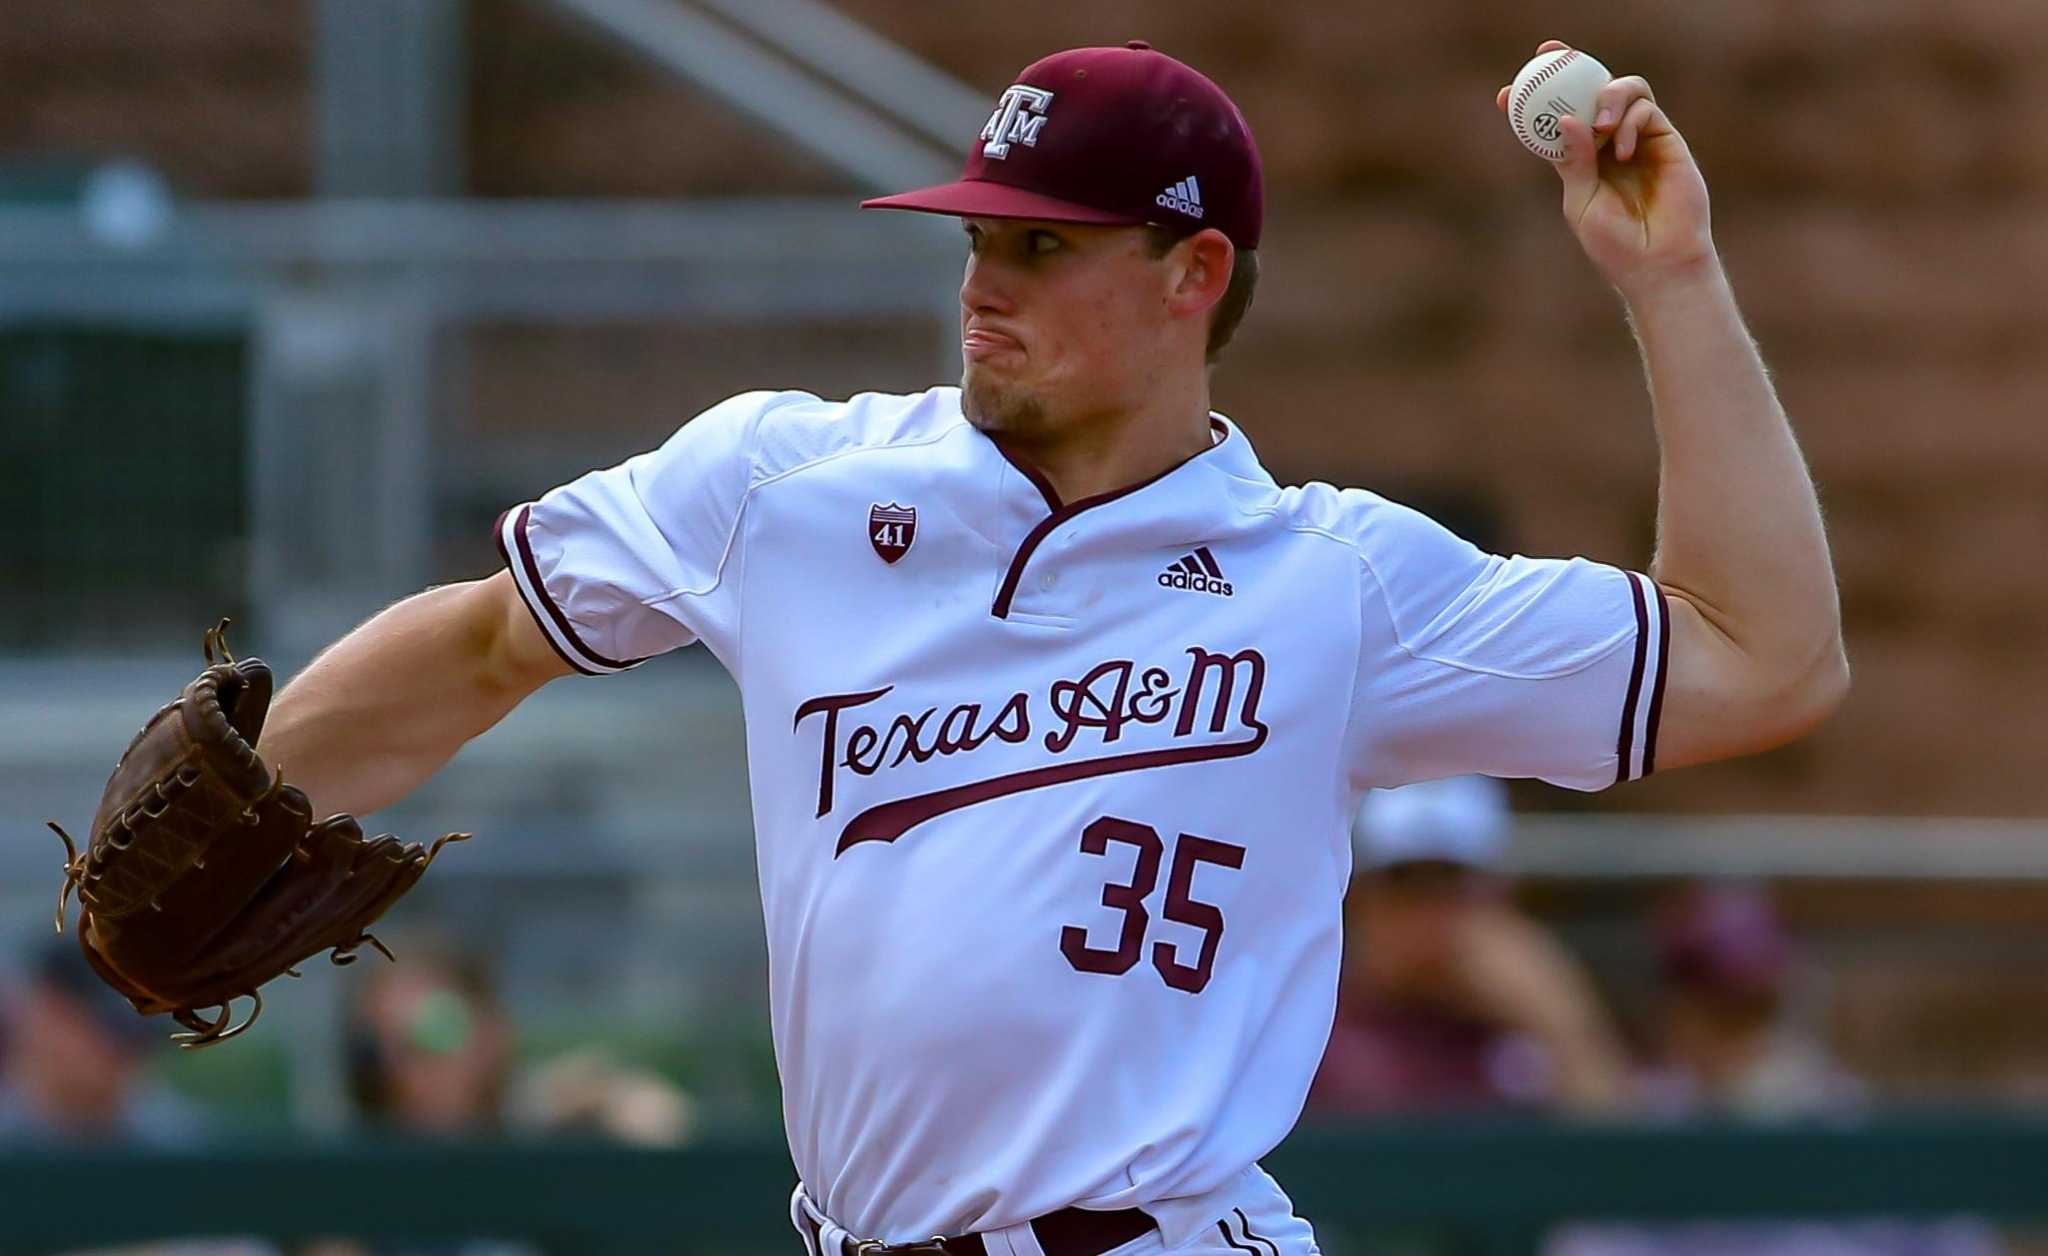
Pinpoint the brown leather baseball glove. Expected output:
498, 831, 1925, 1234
47, 622, 467, 1048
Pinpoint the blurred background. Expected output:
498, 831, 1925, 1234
3, 1, 2046, 1253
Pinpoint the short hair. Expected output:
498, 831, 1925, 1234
1146, 225, 1260, 364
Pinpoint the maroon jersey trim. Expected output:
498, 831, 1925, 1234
495, 505, 648, 675
1231, 1209, 1281, 1256
986, 420, 1231, 620
995, 439, 1062, 512
1218, 1219, 1262, 1255
1615, 571, 1650, 783
1615, 571, 1668, 783
1642, 583, 1672, 776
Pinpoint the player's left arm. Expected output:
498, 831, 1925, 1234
1498, 42, 1851, 771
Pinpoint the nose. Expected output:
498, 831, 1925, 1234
960, 250, 1014, 319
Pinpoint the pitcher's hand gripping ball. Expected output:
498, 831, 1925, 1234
45, 622, 468, 1047
1508, 48, 1613, 161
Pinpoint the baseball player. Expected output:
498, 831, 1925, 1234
254, 39, 1846, 1256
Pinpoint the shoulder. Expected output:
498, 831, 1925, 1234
675, 387, 968, 485
1249, 481, 1500, 641
1258, 481, 1488, 574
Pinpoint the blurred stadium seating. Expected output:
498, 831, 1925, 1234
5, 2, 2047, 1253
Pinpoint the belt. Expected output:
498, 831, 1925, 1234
810, 1205, 1155, 1256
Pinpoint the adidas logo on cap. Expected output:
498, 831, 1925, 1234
1157, 545, 1232, 596
1155, 175, 1204, 219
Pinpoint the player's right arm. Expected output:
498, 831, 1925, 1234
257, 388, 829, 816
257, 388, 797, 815
256, 571, 572, 817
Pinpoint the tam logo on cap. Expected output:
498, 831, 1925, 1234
861, 42, 1265, 251
980, 85, 1054, 161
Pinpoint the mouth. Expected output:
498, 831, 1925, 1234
963, 328, 1025, 361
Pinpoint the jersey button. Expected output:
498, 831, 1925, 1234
1039, 572, 1058, 590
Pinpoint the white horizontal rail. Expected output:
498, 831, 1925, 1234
0, 198, 960, 320
1509, 815, 2048, 881
0, 197, 951, 265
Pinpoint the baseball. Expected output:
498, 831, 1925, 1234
1507, 48, 1612, 162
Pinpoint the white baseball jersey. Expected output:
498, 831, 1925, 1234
495, 387, 1669, 1242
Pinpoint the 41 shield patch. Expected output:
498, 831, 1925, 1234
869, 503, 916, 564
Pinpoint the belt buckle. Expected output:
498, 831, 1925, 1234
853, 1239, 951, 1255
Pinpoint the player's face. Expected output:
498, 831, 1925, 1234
957, 218, 1177, 437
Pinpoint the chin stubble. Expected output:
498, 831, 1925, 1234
961, 369, 1047, 435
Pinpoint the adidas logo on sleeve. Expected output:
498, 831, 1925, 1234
1158, 545, 1232, 596
1155, 175, 1204, 219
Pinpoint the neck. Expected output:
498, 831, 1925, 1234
994, 369, 1215, 505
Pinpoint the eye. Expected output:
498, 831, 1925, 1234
963, 224, 984, 253
1029, 230, 1062, 254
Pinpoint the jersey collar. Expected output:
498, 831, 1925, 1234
986, 412, 1262, 514
980, 412, 1268, 620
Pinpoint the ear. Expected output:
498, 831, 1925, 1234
1163, 228, 1235, 323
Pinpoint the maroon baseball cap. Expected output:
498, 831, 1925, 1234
862, 41, 1263, 250
1658, 884, 1790, 998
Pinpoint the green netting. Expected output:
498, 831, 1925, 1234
0, 326, 248, 648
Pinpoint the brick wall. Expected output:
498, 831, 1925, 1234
0, 2, 310, 196
5, 0, 2041, 813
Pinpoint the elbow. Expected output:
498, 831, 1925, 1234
1804, 646, 1852, 728
1657, 589, 1849, 768
1816, 640, 1853, 713
1769, 635, 1852, 745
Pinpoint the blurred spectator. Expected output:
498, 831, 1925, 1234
308, 942, 693, 1256
342, 945, 514, 1137
1639, 883, 1860, 1120
304, 946, 536, 1256
509, 1046, 694, 1146
1308, 777, 1628, 1117
0, 940, 268, 1256
0, 936, 206, 1146
1548, 885, 2000, 1256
